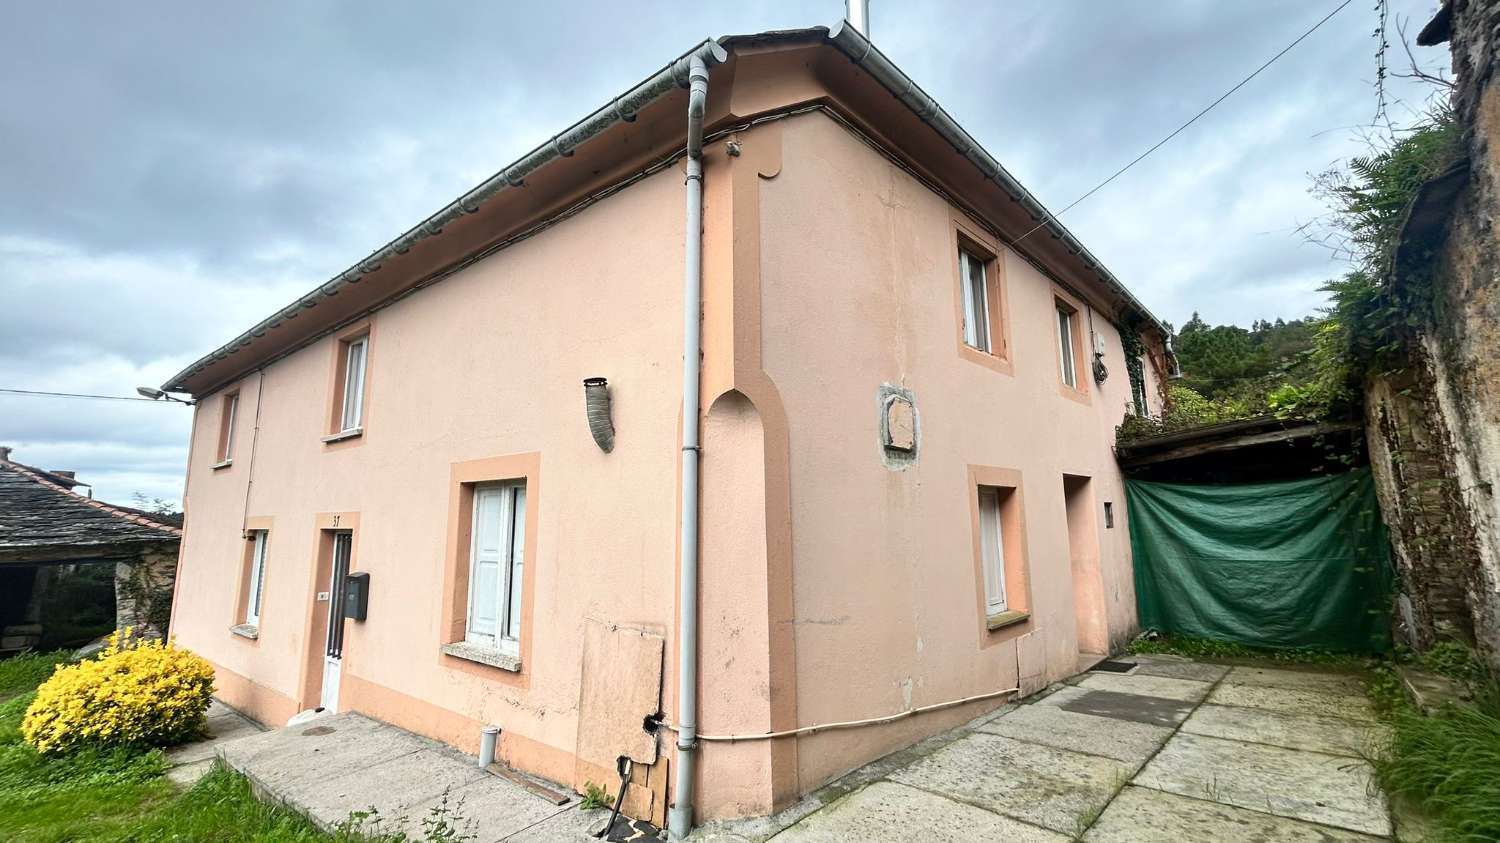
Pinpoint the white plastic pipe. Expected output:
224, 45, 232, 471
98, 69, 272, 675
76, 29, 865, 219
668, 52, 710, 842
847, 0, 870, 36
478, 725, 499, 768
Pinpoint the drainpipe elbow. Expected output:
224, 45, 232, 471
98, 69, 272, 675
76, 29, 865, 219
686, 56, 708, 158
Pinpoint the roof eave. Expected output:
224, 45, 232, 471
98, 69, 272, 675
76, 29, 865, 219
167, 25, 1164, 394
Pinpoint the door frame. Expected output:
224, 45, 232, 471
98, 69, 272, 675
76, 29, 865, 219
321, 530, 354, 712
298, 512, 360, 713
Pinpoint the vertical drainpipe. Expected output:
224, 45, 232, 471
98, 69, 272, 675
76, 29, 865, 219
669, 52, 711, 841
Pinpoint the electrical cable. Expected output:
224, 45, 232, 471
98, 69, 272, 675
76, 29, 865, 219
664, 685, 1020, 743
0, 387, 166, 403
1013, 0, 1355, 245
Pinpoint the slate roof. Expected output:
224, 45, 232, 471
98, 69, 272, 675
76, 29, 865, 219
0, 459, 181, 557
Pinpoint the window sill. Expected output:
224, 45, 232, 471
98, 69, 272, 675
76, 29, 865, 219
210, 459, 233, 471
441, 642, 520, 673
229, 623, 260, 640
986, 610, 1030, 631
321, 427, 363, 444
957, 343, 1015, 377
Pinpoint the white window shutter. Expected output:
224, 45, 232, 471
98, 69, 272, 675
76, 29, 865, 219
504, 486, 526, 644
979, 489, 1008, 614
467, 487, 504, 646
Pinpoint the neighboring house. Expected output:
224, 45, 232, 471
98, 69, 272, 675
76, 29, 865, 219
0, 447, 181, 650
163, 26, 1171, 830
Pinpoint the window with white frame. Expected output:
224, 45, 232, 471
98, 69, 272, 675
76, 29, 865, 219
1056, 306, 1078, 388
978, 487, 1008, 615
466, 481, 527, 652
218, 392, 239, 463
246, 530, 268, 627
340, 337, 368, 432
959, 249, 992, 353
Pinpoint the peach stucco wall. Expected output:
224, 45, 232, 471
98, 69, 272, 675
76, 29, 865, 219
172, 164, 689, 797
754, 112, 1146, 793
172, 105, 1161, 824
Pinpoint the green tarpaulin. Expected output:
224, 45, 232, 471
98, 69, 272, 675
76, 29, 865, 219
1127, 468, 1392, 653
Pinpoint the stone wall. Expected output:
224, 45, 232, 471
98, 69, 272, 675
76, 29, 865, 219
1369, 0, 1500, 667
115, 541, 179, 638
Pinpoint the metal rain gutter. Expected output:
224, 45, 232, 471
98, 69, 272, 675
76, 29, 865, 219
162, 38, 731, 393
824, 22, 1169, 335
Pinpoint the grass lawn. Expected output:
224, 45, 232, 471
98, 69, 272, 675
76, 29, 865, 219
0, 651, 355, 842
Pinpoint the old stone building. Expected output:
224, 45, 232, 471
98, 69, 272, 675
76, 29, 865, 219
0, 448, 181, 649
1368, 0, 1500, 667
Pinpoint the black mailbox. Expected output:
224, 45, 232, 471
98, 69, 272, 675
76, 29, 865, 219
343, 572, 370, 621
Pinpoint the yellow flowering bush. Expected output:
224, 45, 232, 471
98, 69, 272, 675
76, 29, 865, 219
21, 629, 215, 756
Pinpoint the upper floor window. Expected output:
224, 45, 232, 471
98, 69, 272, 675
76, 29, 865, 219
959, 249, 992, 353
1056, 305, 1078, 389
214, 392, 238, 467
340, 336, 368, 432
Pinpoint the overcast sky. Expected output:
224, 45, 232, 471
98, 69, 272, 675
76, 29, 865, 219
0, 1, 1447, 505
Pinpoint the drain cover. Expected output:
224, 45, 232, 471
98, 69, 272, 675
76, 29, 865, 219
1090, 659, 1137, 674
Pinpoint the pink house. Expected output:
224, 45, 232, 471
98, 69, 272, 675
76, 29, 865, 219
164, 25, 1171, 834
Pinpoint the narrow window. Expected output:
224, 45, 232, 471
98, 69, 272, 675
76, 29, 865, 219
1057, 306, 1077, 388
466, 481, 527, 652
340, 337, 368, 432
959, 249, 992, 353
1104, 501, 1115, 529
217, 392, 239, 463
978, 487, 1007, 615
246, 530, 268, 626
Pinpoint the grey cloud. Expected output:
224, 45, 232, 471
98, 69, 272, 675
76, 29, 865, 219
0, 0, 1450, 503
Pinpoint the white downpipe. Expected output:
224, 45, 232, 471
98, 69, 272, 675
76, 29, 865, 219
847, 0, 870, 36
669, 53, 710, 841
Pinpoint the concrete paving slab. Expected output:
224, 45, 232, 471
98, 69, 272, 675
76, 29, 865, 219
296, 747, 490, 829
1208, 683, 1378, 722
1039, 686, 1194, 728
166, 758, 215, 788
386, 770, 577, 842
768, 781, 1068, 842
220, 713, 432, 795
219, 711, 386, 766
1083, 785, 1385, 842
1222, 666, 1368, 697
889, 732, 1131, 835
1129, 660, 1231, 683
1134, 733, 1390, 836
1181, 704, 1387, 758
977, 702, 1172, 766
502, 804, 608, 842
167, 716, 263, 765
1076, 672, 1212, 702
689, 708, 1006, 843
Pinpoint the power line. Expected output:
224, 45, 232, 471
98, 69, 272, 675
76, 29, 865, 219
1013, 0, 1355, 245
0, 387, 168, 403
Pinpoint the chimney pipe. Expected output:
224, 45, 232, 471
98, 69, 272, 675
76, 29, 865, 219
847, 0, 870, 36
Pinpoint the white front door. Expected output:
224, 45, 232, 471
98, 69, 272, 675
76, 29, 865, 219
320, 531, 353, 712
